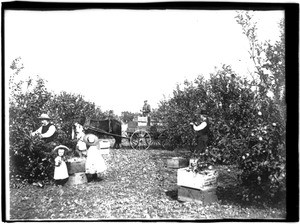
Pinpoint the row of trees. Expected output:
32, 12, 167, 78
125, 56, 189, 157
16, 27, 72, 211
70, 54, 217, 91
9, 12, 285, 202
151, 12, 286, 202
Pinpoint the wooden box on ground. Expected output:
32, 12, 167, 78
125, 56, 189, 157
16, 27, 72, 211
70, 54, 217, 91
177, 167, 218, 191
167, 157, 189, 169
98, 140, 110, 155
67, 172, 87, 185
67, 158, 86, 175
178, 186, 218, 204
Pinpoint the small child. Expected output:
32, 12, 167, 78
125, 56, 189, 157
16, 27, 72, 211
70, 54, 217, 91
83, 134, 107, 182
53, 145, 70, 186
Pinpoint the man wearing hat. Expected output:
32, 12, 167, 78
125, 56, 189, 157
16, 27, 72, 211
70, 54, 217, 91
190, 110, 210, 156
142, 100, 151, 116
31, 113, 57, 143
141, 100, 151, 126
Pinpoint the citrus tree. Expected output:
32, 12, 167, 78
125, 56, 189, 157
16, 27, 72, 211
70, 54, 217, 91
235, 11, 286, 202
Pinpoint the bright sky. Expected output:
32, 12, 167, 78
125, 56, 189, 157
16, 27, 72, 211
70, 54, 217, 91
5, 9, 283, 115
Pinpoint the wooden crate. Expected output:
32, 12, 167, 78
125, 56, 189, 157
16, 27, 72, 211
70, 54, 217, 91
177, 167, 218, 191
67, 158, 86, 175
98, 140, 110, 155
178, 186, 218, 204
167, 157, 189, 169
137, 116, 148, 126
67, 172, 87, 185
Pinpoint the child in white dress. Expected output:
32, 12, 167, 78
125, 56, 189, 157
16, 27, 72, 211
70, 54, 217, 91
53, 145, 70, 186
83, 134, 107, 182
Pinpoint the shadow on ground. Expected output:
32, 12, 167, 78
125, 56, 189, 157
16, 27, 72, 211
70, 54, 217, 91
165, 189, 179, 201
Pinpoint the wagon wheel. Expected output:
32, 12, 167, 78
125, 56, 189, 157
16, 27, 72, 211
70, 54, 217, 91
148, 127, 161, 148
130, 130, 151, 150
158, 131, 170, 150
150, 137, 161, 148
150, 132, 162, 149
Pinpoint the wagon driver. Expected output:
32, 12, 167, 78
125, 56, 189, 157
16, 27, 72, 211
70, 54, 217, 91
190, 109, 210, 156
142, 100, 151, 126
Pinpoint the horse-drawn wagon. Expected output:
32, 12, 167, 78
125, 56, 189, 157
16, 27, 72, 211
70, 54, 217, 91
72, 116, 169, 150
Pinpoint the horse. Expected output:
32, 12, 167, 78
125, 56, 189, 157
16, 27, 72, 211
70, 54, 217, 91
72, 117, 122, 149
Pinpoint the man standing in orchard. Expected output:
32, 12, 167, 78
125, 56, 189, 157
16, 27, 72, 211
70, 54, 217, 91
190, 110, 210, 156
31, 113, 58, 150
30, 113, 58, 187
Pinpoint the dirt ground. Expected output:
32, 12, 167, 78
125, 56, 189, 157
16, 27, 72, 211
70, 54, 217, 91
8, 148, 286, 220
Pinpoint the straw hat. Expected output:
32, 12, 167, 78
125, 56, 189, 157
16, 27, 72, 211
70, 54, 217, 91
83, 134, 99, 146
53, 145, 71, 154
38, 113, 51, 120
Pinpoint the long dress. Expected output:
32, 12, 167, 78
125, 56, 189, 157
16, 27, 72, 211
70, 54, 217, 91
85, 145, 107, 174
54, 156, 69, 180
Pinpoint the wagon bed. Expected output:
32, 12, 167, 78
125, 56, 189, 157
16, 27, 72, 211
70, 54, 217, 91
124, 116, 168, 150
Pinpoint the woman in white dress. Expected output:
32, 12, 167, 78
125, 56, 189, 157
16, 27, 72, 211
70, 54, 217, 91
83, 134, 107, 182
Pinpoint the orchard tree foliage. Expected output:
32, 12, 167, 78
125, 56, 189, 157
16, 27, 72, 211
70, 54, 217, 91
120, 111, 136, 123
235, 11, 286, 126
155, 65, 285, 202
9, 59, 105, 184
235, 11, 286, 201
153, 12, 287, 202
154, 12, 286, 201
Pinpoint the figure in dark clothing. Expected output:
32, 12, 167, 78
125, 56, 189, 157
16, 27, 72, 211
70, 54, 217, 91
142, 100, 151, 126
190, 110, 210, 156
31, 113, 58, 151
142, 100, 151, 116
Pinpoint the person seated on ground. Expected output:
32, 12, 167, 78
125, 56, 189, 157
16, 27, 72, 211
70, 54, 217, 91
31, 113, 58, 151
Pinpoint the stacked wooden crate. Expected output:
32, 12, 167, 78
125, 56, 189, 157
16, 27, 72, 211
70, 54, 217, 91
177, 167, 218, 204
99, 140, 110, 155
